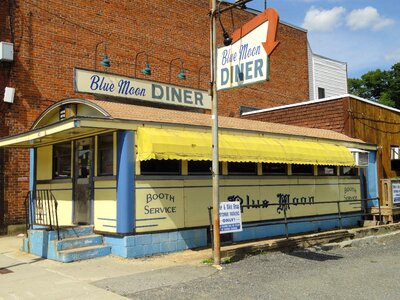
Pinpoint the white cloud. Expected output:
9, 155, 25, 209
302, 6, 346, 32
346, 6, 395, 31
385, 49, 400, 61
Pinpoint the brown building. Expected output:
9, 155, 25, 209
0, 1, 312, 232
243, 94, 400, 202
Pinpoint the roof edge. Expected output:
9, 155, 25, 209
242, 94, 400, 116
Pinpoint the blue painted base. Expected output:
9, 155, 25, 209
104, 228, 207, 258
233, 214, 361, 242
23, 226, 110, 263
23, 214, 362, 260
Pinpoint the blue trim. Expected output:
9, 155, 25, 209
136, 224, 159, 228
136, 217, 167, 221
116, 131, 135, 233
103, 225, 117, 228
29, 149, 36, 225
366, 151, 379, 206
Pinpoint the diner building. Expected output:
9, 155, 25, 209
0, 1, 381, 261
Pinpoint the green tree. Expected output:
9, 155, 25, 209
348, 62, 400, 108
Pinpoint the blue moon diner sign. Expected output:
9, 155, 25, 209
74, 68, 211, 110
217, 8, 280, 91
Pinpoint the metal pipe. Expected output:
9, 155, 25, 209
208, 206, 214, 250
337, 201, 343, 229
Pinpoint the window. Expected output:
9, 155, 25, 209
263, 163, 287, 175
98, 134, 113, 176
318, 165, 337, 176
228, 162, 257, 175
188, 161, 222, 175
318, 87, 325, 99
292, 164, 314, 175
340, 166, 358, 176
141, 159, 181, 175
53, 142, 71, 178
188, 161, 212, 175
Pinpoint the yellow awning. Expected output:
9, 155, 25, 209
137, 127, 355, 166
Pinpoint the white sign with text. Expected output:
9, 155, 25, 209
219, 201, 242, 233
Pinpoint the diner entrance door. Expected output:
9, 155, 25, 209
73, 137, 94, 225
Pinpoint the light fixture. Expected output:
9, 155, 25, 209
134, 50, 152, 77
94, 41, 110, 70
169, 58, 186, 82
218, 1, 232, 46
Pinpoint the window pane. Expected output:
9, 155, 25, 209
228, 162, 257, 175
53, 142, 71, 178
292, 164, 313, 175
98, 134, 113, 176
141, 159, 181, 175
263, 163, 287, 175
188, 161, 212, 175
318, 165, 336, 176
340, 166, 358, 176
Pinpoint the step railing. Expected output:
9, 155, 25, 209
24, 189, 60, 240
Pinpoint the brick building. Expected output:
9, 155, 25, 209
0, 1, 316, 232
243, 94, 400, 204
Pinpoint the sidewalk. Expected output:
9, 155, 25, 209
1, 223, 400, 299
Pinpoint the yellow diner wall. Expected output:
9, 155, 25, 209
135, 176, 361, 232
94, 179, 117, 233
36, 146, 52, 180
36, 181, 73, 226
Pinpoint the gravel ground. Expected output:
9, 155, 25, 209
103, 232, 400, 300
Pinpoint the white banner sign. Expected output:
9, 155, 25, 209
219, 201, 242, 234
74, 68, 211, 110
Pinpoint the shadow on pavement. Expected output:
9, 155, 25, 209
286, 249, 343, 261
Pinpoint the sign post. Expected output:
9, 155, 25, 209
210, 1, 279, 267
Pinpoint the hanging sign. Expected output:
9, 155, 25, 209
219, 201, 242, 233
74, 68, 211, 110
217, 8, 279, 91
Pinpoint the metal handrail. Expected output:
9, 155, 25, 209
24, 189, 60, 240
208, 197, 382, 241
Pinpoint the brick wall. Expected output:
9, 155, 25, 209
243, 98, 349, 134
0, 1, 309, 226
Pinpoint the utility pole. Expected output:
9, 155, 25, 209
209, 0, 253, 267
210, 0, 220, 266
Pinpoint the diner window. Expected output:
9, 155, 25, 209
188, 161, 222, 175
263, 163, 287, 175
53, 142, 71, 179
98, 134, 113, 176
141, 159, 181, 175
318, 165, 337, 176
340, 166, 358, 176
228, 162, 257, 175
292, 164, 314, 175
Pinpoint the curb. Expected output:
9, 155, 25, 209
220, 223, 400, 260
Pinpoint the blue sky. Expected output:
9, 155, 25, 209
227, 0, 400, 78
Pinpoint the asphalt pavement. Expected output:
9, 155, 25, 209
1, 228, 400, 299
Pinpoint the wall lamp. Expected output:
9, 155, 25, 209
94, 41, 110, 70
169, 58, 186, 82
218, 1, 232, 46
134, 50, 151, 77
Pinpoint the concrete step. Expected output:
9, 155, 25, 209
49, 226, 94, 240
56, 234, 103, 251
57, 245, 111, 263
